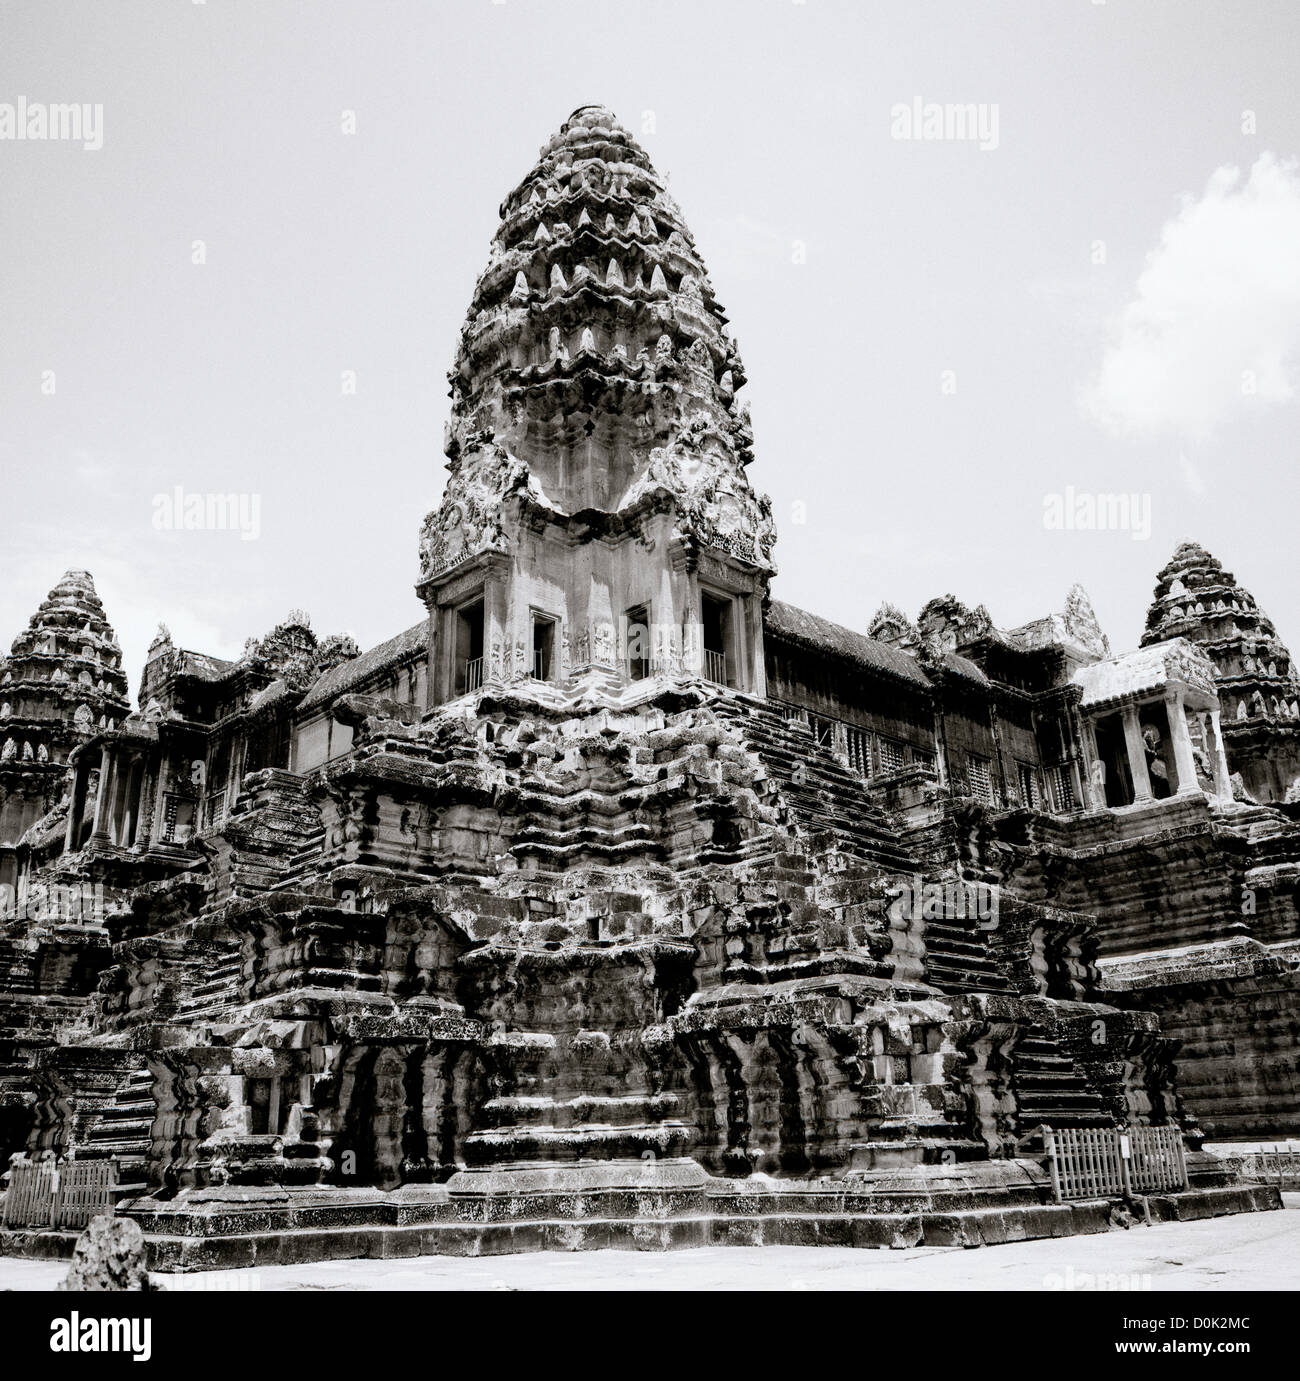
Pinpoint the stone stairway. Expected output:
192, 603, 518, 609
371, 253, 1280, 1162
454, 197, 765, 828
469, 1086, 692, 1164
174, 943, 244, 1022
716, 698, 918, 872
1012, 1032, 1111, 1131
464, 1023, 691, 1166
0, 938, 36, 995
509, 786, 666, 868
80, 1066, 157, 1191
922, 917, 1014, 994
277, 823, 326, 887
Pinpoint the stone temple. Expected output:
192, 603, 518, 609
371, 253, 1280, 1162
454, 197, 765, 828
0, 107, 1295, 1268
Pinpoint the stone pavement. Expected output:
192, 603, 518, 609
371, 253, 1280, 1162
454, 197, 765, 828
2, 1196, 1296, 1292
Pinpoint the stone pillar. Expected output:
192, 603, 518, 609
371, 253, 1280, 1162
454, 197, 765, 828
147, 755, 173, 848
1080, 716, 1105, 811
118, 754, 138, 847
1168, 691, 1200, 795
89, 748, 114, 841
668, 543, 694, 677
1120, 704, 1153, 803
484, 571, 510, 683
1208, 707, 1232, 800
744, 592, 766, 697
63, 760, 86, 852
655, 560, 676, 675
587, 565, 616, 671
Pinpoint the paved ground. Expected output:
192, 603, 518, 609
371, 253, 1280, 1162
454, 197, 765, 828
3, 1197, 1297, 1292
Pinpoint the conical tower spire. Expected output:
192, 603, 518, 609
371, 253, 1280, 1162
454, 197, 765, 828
420, 105, 772, 580
417, 107, 774, 697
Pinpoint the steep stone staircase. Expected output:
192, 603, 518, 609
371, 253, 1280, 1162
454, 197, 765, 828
174, 942, 244, 1023
922, 915, 1015, 994
715, 698, 918, 872
464, 1030, 691, 1166
1012, 1031, 1111, 1131
78, 1065, 157, 1193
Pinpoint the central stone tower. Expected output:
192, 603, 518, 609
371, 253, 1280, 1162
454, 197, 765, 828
416, 105, 775, 701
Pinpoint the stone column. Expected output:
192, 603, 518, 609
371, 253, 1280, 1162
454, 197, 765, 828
1080, 716, 1104, 810
744, 592, 766, 697
484, 570, 510, 683
1208, 707, 1232, 800
1120, 704, 1153, 803
147, 754, 173, 848
1168, 691, 1200, 795
118, 754, 138, 846
89, 747, 114, 841
63, 760, 86, 852
654, 559, 676, 676
586, 564, 616, 671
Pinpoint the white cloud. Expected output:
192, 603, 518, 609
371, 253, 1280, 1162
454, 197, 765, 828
1083, 153, 1300, 440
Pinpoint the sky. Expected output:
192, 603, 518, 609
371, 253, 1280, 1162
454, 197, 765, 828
2, 0, 1298, 695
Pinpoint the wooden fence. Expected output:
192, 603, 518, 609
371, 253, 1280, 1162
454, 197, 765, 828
1248, 1147, 1300, 1189
1, 1159, 117, 1230
1043, 1124, 1188, 1203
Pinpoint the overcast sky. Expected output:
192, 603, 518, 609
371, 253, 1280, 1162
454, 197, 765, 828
2, 1, 1298, 693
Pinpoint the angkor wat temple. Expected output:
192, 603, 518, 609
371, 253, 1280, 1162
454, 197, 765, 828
1, 107, 1295, 1268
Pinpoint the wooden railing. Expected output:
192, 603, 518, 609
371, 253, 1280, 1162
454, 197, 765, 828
703, 649, 727, 685
1247, 1146, 1300, 1188
462, 657, 484, 693
1042, 1124, 1187, 1202
1, 1158, 117, 1229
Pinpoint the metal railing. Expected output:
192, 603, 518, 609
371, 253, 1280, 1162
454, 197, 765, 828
703, 649, 727, 685
462, 657, 484, 693
1042, 1123, 1187, 1203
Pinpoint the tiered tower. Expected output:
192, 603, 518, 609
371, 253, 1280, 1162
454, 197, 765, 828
0, 572, 130, 884
416, 105, 775, 700
1142, 542, 1300, 801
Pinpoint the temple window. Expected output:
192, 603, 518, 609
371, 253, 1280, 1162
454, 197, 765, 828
531, 613, 557, 681
877, 735, 905, 774
205, 742, 231, 828
1016, 762, 1042, 809
1046, 763, 1077, 813
161, 793, 196, 843
806, 712, 834, 749
246, 1076, 287, 1136
625, 605, 650, 681
845, 725, 871, 775
966, 753, 994, 805
701, 592, 732, 686
455, 598, 485, 694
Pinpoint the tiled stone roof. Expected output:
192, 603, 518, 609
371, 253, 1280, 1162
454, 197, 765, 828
298, 621, 426, 713
764, 600, 931, 687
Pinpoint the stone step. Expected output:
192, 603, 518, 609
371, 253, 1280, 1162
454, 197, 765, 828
464, 1122, 694, 1165
481, 1093, 683, 1130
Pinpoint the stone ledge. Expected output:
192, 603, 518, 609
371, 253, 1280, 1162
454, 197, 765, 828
0, 1184, 1279, 1272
